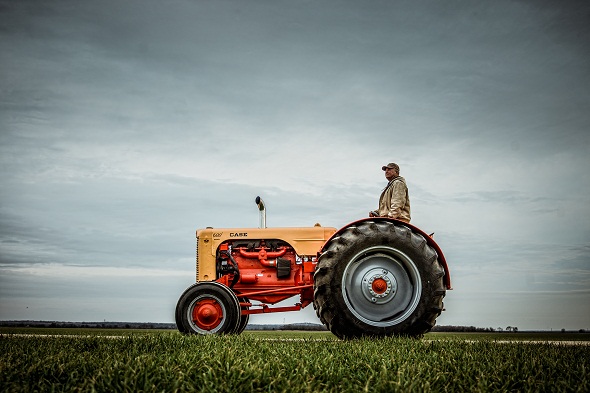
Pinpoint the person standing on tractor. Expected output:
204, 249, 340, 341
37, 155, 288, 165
369, 162, 411, 223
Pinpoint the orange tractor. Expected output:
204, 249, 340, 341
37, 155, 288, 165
175, 197, 451, 339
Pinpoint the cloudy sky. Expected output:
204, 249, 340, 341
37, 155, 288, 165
1, 0, 589, 331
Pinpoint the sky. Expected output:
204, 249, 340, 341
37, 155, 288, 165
1, 0, 589, 331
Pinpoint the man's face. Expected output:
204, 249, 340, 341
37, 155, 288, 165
384, 167, 397, 181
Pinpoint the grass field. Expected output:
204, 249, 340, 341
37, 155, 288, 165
1, 329, 589, 392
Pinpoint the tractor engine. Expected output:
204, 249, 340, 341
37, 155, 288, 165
216, 238, 316, 306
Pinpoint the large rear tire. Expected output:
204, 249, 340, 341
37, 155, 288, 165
176, 282, 241, 335
313, 220, 445, 339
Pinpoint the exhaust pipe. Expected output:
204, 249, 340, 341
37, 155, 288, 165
255, 196, 266, 229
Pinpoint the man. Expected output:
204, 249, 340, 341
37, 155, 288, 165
369, 162, 411, 223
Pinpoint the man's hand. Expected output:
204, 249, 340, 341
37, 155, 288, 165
369, 211, 379, 217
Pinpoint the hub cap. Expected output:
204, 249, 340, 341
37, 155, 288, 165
363, 269, 397, 304
342, 247, 422, 327
188, 295, 226, 333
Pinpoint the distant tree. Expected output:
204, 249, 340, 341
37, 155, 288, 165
513, 327, 518, 333
506, 326, 512, 332
497, 327, 503, 332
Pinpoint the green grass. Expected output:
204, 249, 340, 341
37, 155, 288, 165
1, 330, 589, 392
3, 327, 589, 341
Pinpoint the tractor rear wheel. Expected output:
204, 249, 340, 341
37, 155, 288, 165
176, 282, 241, 335
313, 220, 446, 339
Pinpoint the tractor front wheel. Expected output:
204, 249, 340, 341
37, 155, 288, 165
175, 282, 241, 335
235, 296, 250, 334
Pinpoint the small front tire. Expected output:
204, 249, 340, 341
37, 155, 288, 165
235, 296, 250, 334
175, 282, 241, 335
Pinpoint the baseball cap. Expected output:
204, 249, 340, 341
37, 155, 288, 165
382, 163, 399, 171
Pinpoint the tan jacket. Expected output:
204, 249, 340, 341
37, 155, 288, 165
377, 176, 411, 222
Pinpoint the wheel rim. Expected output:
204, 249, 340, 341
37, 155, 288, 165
188, 295, 226, 334
341, 246, 422, 327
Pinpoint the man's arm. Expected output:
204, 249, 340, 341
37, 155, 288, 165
387, 181, 407, 219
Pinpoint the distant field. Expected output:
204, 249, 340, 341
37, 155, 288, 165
426, 331, 590, 342
0, 326, 175, 336
1, 329, 589, 392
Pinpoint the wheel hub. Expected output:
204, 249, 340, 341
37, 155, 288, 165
192, 299, 223, 330
341, 248, 421, 328
371, 277, 388, 294
362, 268, 397, 304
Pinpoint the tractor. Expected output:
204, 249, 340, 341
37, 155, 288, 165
175, 196, 451, 339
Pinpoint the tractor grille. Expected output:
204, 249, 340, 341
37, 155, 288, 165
195, 236, 199, 282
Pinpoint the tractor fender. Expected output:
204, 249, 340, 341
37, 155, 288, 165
319, 217, 452, 290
